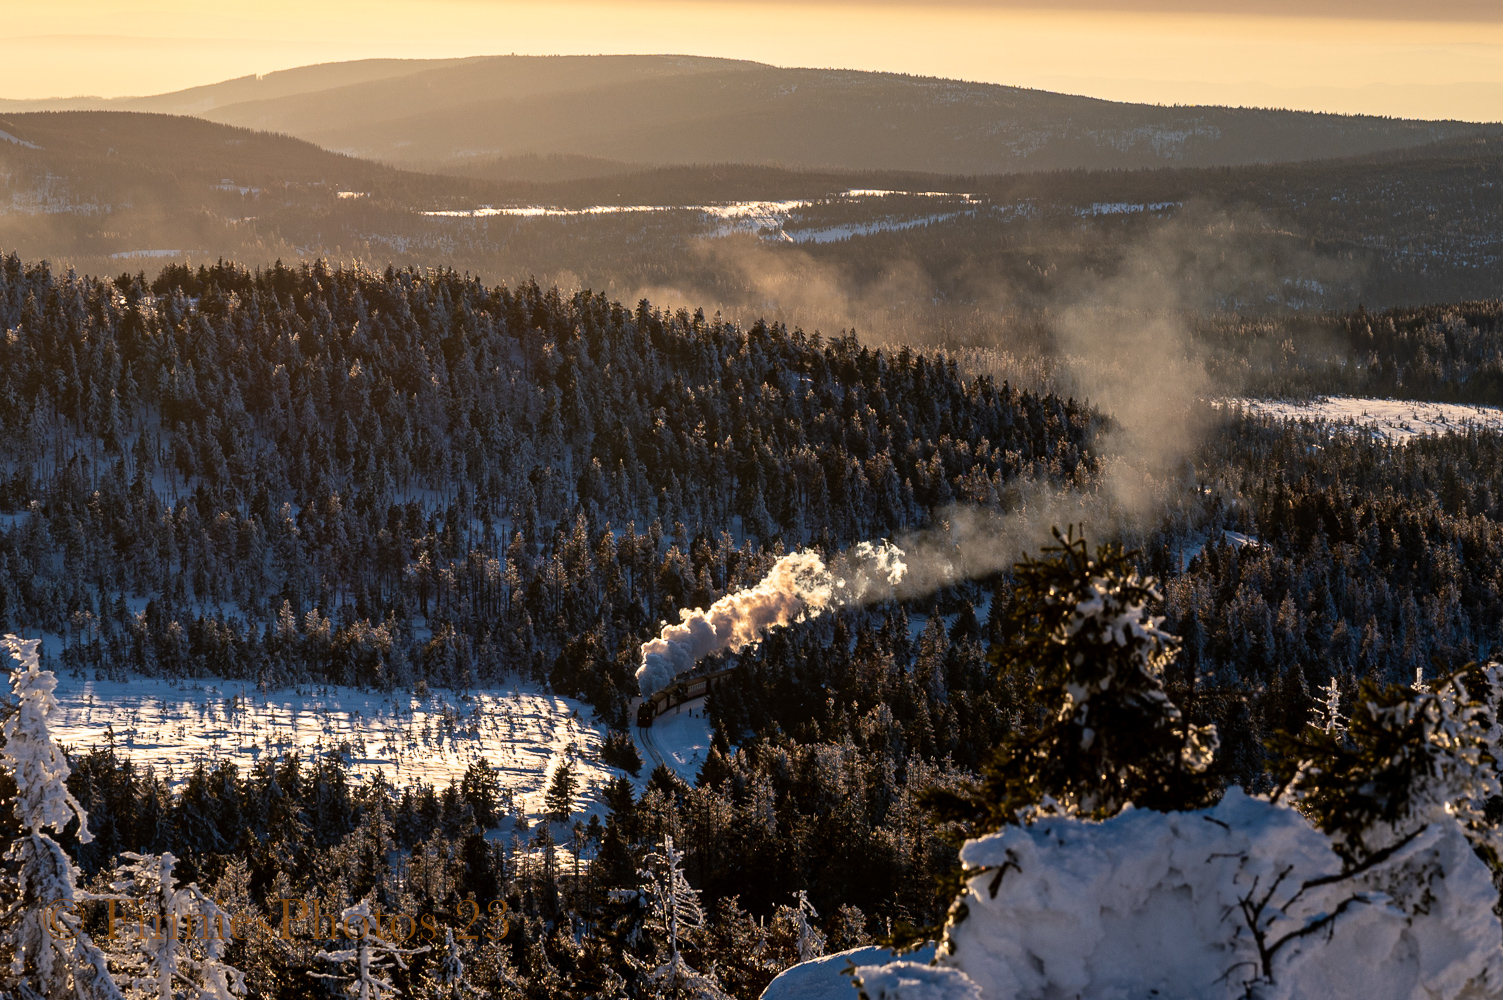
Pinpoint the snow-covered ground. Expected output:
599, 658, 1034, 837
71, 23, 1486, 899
1227, 396, 1503, 442
46, 673, 615, 819
40, 658, 727, 823
1176, 529, 1262, 572
635, 697, 713, 784
421, 190, 981, 244
938, 788, 1500, 1000
784, 213, 972, 244
0, 129, 40, 150
423, 203, 696, 219
761, 943, 937, 1000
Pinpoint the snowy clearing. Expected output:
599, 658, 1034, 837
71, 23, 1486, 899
421, 190, 982, 243
46, 673, 616, 819
1176, 529, 1263, 572
1226, 396, 1503, 442
784, 213, 972, 244
636, 697, 713, 784
0, 130, 40, 150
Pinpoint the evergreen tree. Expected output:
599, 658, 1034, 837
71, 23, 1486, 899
313, 900, 429, 1000
1271, 663, 1503, 871
927, 529, 1220, 833
781, 891, 824, 963
107, 851, 244, 1000
543, 761, 577, 823
600, 732, 643, 777
413, 928, 481, 1000
458, 760, 502, 831
0, 635, 124, 1000
637, 835, 726, 1000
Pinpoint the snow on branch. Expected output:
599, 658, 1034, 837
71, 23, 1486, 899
2, 635, 91, 841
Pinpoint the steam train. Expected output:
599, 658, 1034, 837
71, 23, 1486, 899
635, 665, 737, 727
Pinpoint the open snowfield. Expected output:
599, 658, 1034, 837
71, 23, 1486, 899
43, 665, 721, 821
46, 672, 618, 819
1227, 396, 1503, 441
421, 189, 983, 243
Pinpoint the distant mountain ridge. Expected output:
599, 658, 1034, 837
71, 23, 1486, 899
4, 55, 1497, 175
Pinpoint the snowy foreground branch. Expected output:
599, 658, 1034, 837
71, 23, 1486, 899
0, 635, 248, 1000
1, 635, 125, 1000
931, 789, 1501, 1000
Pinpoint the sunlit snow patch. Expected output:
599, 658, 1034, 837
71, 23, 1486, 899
46, 674, 614, 819
420, 190, 982, 243
0, 129, 40, 150
1226, 396, 1503, 442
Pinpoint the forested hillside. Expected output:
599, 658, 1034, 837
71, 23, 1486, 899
0, 254, 1092, 712
0, 254, 1502, 995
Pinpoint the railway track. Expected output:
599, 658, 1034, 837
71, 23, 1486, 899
636, 721, 666, 770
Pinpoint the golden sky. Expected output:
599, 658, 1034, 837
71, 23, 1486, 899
5, 1, 1503, 121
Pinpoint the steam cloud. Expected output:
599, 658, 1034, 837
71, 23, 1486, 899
634, 493, 1112, 698
638, 211, 1251, 699
636, 541, 905, 697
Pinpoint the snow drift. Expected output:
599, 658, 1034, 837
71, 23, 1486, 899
854, 963, 980, 1000
636, 541, 905, 697
844, 787, 1503, 1000
761, 944, 937, 1000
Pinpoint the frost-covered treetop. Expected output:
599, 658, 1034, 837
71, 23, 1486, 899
1274, 662, 1503, 869
0, 635, 91, 841
1059, 573, 1176, 701
927, 529, 1219, 833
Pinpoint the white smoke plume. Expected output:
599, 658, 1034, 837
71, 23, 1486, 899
634, 481, 1167, 698
636, 214, 1229, 699
636, 541, 906, 697
866, 486, 1136, 603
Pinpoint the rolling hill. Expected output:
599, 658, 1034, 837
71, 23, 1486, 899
7, 55, 1498, 176
0, 111, 491, 268
0, 57, 482, 115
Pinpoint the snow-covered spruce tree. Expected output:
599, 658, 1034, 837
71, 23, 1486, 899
775, 892, 824, 964
1270, 661, 1503, 873
926, 527, 1219, 833
412, 928, 480, 1000
107, 851, 243, 1000
0, 635, 124, 1000
434, 928, 463, 993
635, 835, 728, 1000
1313, 676, 1347, 736
313, 901, 429, 1000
